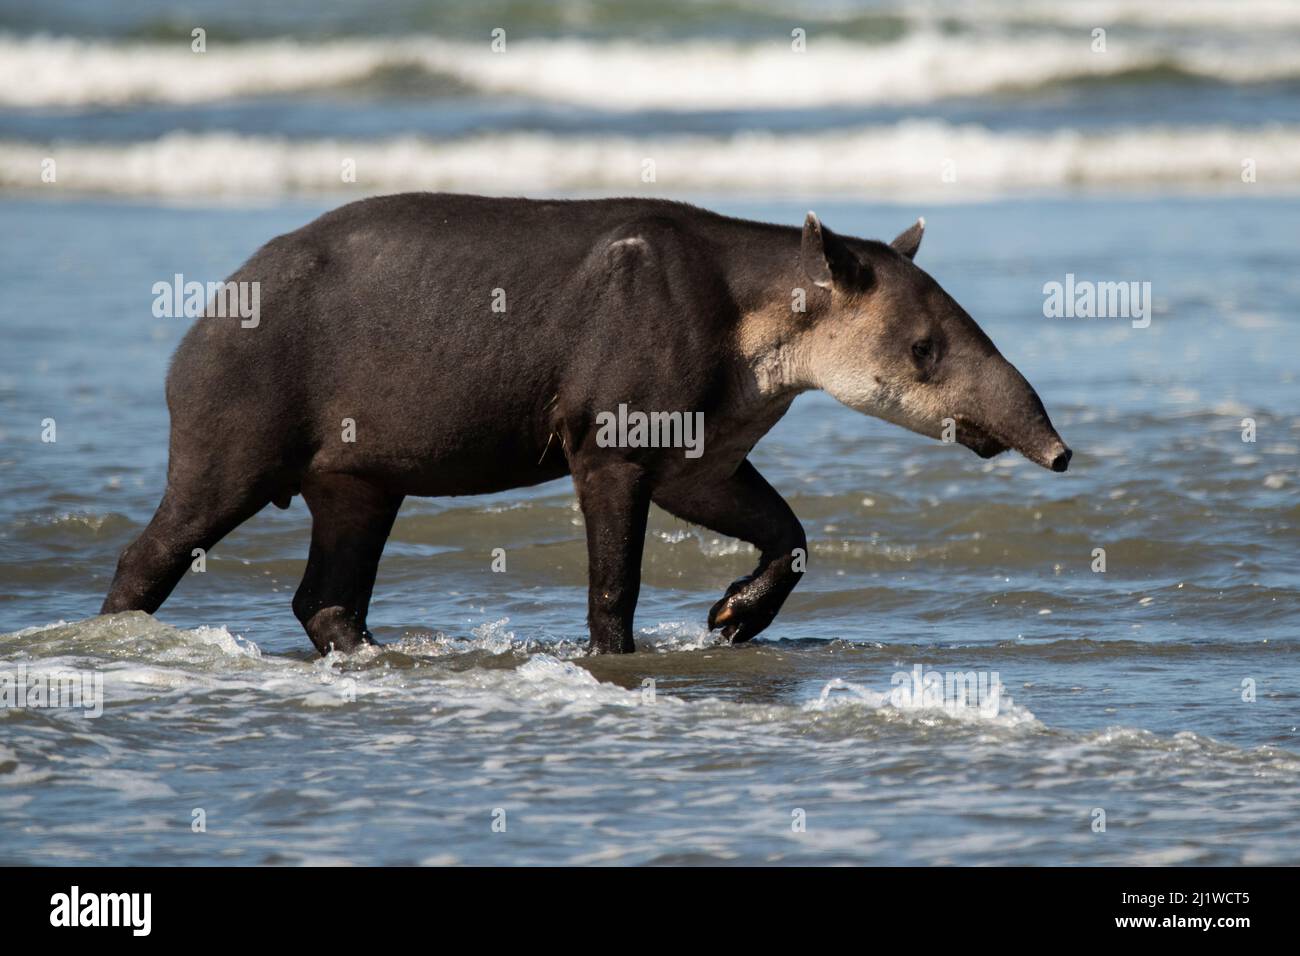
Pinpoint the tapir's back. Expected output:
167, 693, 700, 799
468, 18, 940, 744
167, 193, 742, 495
270, 191, 723, 352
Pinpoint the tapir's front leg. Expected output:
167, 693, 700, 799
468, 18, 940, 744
654, 459, 807, 643
572, 457, 651, 654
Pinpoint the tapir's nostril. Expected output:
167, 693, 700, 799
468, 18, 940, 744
1050, 447, 1072, 473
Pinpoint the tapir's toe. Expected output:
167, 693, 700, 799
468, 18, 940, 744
303, 606, 376, 656
708, 576, 778, 644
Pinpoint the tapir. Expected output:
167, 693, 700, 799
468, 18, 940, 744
102, 194, 1071, 655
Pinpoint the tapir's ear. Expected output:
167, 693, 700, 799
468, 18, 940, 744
890, 217, 925, 260
801, 211, 862, 290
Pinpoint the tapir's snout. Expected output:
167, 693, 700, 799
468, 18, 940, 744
1017, 437, 1071, 472
952, 353, 1071, 473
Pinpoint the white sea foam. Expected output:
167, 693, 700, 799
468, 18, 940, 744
919, 0, 1300, 30
2, 30, 1298, 110
5, 122, 1297, 197
804, 676, 1042, 728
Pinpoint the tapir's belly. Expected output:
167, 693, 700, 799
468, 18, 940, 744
300, 349, 570, 497
306, 413, 570, 498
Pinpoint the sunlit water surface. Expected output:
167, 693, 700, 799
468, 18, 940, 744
1, 195, 1297, 864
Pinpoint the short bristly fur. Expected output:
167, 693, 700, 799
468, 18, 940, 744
103, 194, 1070, 655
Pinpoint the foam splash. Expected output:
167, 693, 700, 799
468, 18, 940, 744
2, 614, 364, 710
375, 617, 588, 660
804, 676, 1042, 728
636, 621, 720, 653
4, 613, 261, 662
0, 614, 664, 716
513, 654, 646, 709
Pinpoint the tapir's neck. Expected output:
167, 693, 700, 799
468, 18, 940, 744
720, 224, 818, 404
733, 303, 812, 403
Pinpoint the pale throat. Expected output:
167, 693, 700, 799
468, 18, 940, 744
734, 301, 815, 402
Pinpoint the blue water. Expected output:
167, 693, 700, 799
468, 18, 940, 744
0, 1, 1298, 865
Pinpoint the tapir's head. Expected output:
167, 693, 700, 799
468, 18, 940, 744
794, 213, 1071, 472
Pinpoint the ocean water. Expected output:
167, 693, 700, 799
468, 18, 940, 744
4, 0, 1300, 196
1, 0, 1298, 865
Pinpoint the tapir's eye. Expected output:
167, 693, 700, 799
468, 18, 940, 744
911, 338, 934, 362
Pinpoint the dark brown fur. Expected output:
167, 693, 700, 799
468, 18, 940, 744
102, 194, 1069, 654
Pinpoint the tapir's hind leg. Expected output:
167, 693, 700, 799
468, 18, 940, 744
292, 474, 403, 655
101, 477, 275, 616
571, 457, 650, 654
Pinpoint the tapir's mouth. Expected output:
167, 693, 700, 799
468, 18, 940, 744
954, 417, 1010, 460
954, 416, 1071, 472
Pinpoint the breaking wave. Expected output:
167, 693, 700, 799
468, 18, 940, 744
4, 31, 1300, 110
4, 122, 1296, 197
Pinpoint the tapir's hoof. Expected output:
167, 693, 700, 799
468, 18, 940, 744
305, 606, 375, 655
708, 576, 777, 644
586, 635, 636, 655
